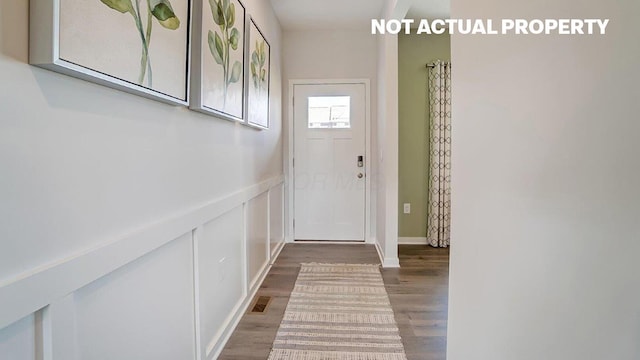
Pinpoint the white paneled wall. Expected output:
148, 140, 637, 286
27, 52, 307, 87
269, 185, 284, 258
246, 193, 270, 289
0, 177, 285, 360
197, 207, 245, 359
74, 233, 195, 360
0, 0, 284, 359
0, 315, 36, 360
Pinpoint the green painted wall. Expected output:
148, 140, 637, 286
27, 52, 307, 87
398, 33, 451, 238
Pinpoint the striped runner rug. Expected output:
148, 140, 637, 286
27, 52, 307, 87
268, 263, 408, 360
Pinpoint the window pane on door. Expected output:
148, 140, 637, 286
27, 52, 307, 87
308, 96, 351, 129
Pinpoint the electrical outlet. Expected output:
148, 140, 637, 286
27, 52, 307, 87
403, 203, 411, 214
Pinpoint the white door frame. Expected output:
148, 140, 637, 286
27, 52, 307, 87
286, 79, 373, 244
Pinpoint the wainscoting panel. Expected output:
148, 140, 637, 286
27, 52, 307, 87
0, 176, 284, 360
246, 192, 270, 290
74, 232, 195, 360
198, 206, 245, 357
270, 183, 285, 257
0, 314, 36, 360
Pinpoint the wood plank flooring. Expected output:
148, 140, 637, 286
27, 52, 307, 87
218, 244, 449, 360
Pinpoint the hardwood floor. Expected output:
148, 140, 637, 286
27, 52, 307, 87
218, 244, 449, 360
384, 246, 450, 360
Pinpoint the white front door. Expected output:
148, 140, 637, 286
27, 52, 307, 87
293, 83, 367, 241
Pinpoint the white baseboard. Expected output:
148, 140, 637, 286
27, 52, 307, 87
398, 237, 428, 245
269, 240, 286, 265
374, 239, 384, 265
374, 239, 401, 268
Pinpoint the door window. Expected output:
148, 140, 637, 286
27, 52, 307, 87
308, 96, 351, 129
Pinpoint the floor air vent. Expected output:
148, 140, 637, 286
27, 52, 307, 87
250, 296, 272, 313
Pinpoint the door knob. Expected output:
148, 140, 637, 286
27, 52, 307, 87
357, 173, 364, 179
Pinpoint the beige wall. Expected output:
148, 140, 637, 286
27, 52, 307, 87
448, 0, 640, 358
398, 33, 451, 238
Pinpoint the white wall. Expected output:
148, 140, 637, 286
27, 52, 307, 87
374, 0, 411, 267
448, 0, 640, 359
375, 28, 396, 265
0, 0, 285, 358
281, 30, 379, 244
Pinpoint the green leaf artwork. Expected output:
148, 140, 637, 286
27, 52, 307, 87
250, 39, 267, 92
99, 0, 181, 87
208, 0, 242, 107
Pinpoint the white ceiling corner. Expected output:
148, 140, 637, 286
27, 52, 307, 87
405, 0, 451, 21
269, 0, 386, 31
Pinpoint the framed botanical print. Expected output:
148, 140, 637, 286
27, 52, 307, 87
29, 0, 191, 105
190, 0, 246, 121
246, 17, 270, 130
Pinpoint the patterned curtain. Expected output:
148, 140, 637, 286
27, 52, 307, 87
426, 61, 452, 248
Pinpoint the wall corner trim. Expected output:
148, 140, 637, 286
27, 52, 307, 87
382, 257, 401, 268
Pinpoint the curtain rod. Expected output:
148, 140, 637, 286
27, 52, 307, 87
426, 63, 450, 68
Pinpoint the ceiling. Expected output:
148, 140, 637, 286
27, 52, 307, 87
270, 0, 385, 31
269, 0, 450, 31
406, 0, 451, 21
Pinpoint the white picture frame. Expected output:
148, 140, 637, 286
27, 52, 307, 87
29, 0, 192, 106
190, 0, 247, 121
245, 17, 270, 130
